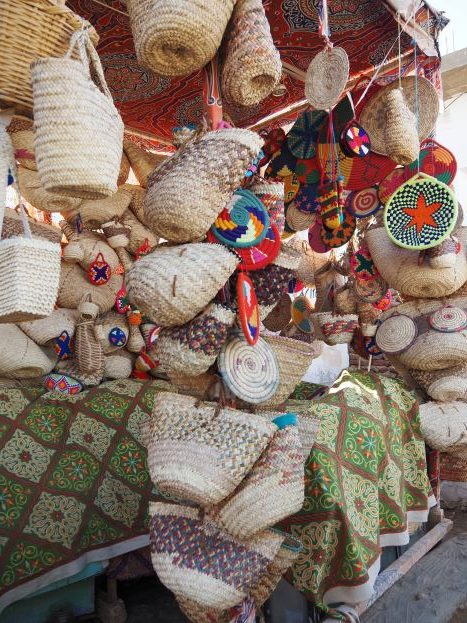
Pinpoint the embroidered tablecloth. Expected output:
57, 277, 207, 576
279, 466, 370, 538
279, 371, 435, 614
0, 378, 174, 612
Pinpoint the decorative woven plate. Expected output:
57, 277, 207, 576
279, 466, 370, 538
347, 187, 381, 218
286, 202, 317, 232
237, 272, 260, 345
378, 139, 458, 205
384, 173, 458, 250
293, 183, 319, 214
295, 157, 321, 185
353, 275, 388, 303
350, 246, 379, 281
375, 314, 418, 354
286, 109, 326, 159
265, 143, 298, 179
320, 209, 356, 249
340, 120, 371, 158
305, 46, 350, 110
308, 218, 330, 253
232, 222, 281, 271
291, 295, 314, 334
218, 334, 280, 404
358, 76, 439, 155
284, 173, 300, 203
44, 373, 82, 395
429, 306, 467, 333
210, 189, 270, 248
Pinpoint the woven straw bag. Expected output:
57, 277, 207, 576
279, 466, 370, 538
126, 0, 235, 77
411, 364, 467, 402
383, 88, 419, 166
75, 296, 105, 375
168, 370, 219, 400
17, 167, 82, 213
123, 140, 166, 188
249, 179, 285, 234
19, 308, 79, 346
366, 226, 467, 298
7, 120, 36, 171
0, 324, 55, 379
419, 401, 467, 453
210, 414, 304, 539
57, 262, 123, 313
144, 129, 263, 243
380, 296, 467, 371
2, 208, 62, 245
126, 243, 238, 327
31, 28, 124, 199
221, 0, 281, 106
120, 210, 159, 256
104, 350, 134, 379
149, 501, 284, 609
144, 392, 277, 505
151, 303, 235, 375
61, 186, 133, 228
263, 292, 292, 332
260, 335, 318, 407
0, 0, 98, 114
313, 312, 358, 345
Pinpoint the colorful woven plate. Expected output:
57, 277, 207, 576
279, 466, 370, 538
286, 109, 326, 159
210, 189, 270, 248
320, 209, 356, 249
378, 139, 458, 205
353, 275, 388, 303
218, 334, 280, 404
308, 218, 330, 253
340, 120, 371, 158
429, 306, 467, 333
293, 183, 319, 214
291, 295, 314, 334
265, 142, 298, 179
350, 246, 379, 281
237, 272, 260, 345
284, 173, 300, 204
384, 173, 458, 250
347, 187, 381, 218
295, 157, 321, 185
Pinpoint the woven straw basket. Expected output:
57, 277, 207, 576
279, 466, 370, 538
126, 0, 236, 77
149, 501, 284, 609
104, 350, 134, 379
144, 129, 263, 243
61, 186, 133, 228
57, 262, 123, 313
126, 243, 238, 327
419, 401, 467, 454
75, 297, 104, 375
0, 324, 55, 378
144, 392, 277, 505
366, 226, 467, 298
0, 0, 98, 114
384, 88, 420, 166
124, 184, 148, 225
380, 296, 467, 371
313, 312, 358, 345
32, 29, 123, 199
18, 167, 82, 214
211, 416, 304, 539
221, 0, 281, 106
411, 363, 467, 402
260, 335, 318, 406
2, 208, 62, 244
19, 308, 79, 346
168, 370, 218, 400
123, 140, 166, 188
7, 118, 36, 171
152, 303, 235, 375
263, 292, 292, 332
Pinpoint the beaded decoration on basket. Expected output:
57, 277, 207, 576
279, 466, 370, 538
54, 330, 73, 360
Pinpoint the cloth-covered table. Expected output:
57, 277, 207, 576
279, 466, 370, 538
279, 371, 435, 615
0, 378, 174, 613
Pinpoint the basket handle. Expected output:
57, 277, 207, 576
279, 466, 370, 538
65, 28, 113, 100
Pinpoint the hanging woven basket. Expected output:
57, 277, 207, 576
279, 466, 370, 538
383, 88, 420, 165
304, 46, 349, 111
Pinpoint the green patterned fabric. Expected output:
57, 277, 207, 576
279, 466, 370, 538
279, 371, 434, 618
0, 378, 174, 612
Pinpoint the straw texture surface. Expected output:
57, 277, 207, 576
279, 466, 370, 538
0, 324, 55, 379
419, 401, 467, 453
411, 364, 467, 402
20, 308, 78, 345
305, 46, 349, 110
384, 88, 420, 165
18, 167, 82, 213
123, 139, 166, 187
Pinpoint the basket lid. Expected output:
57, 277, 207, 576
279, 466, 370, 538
375, 313, 417, 354
429, 306, 467, 333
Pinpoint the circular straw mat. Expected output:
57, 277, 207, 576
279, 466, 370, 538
376, 314, 418, 354
305, 46, 349, 110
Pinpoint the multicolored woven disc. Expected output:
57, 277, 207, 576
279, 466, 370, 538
218, 334, 280, 404
284, 174, 300, 204
340, 120, 371, 158
265, 142, 298, 179
384, 174, 458, 250
237, 272, 260, 346
347, 187, 381, 218
211, 222, 280, 272
350, 246, 379, 281
320, 209, 356, 249
429, 306, 467, 333
295, 158, 321, 185
291, 295, 314, 334
354, 275, 388, 303
286, 110, 326, 159
44, 374, 82, 395
308, 218, 330, 253
293, 184, 319, 214
211, 189, 270, 249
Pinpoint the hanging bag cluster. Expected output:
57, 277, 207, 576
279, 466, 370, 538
31, 27, 124, 199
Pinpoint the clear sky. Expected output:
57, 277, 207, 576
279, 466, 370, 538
437, 0, 467, 55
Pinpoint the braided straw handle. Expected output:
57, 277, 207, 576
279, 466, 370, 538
65, 28, 113, 100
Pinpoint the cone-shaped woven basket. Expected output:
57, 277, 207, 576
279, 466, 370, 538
221, 0, 281, 106
366, 226, 467, 298
151, 303, 235, 375
123, 140, 167, 188
384, 88, 419, 166
144, 129, 263, 243
126, 0, 236, 77
411, 364, 467, 402
0, 324, 55, 378
126, 243, 238, 327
